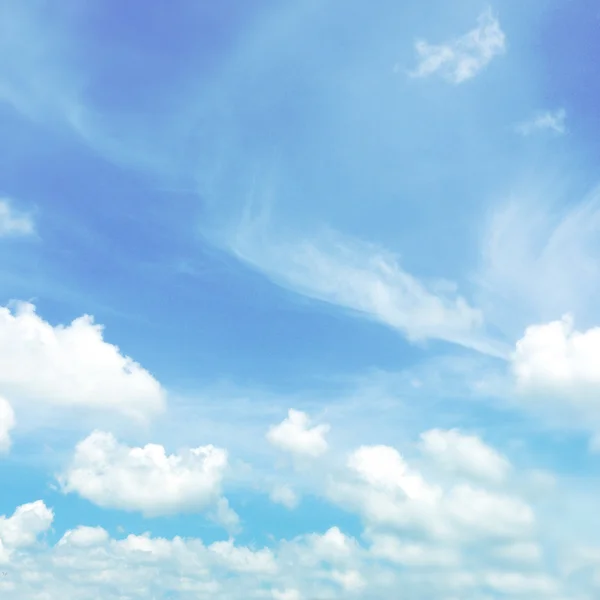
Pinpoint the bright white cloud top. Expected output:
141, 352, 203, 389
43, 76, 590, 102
267, 409, 330, 458
59, 431, 229, 517
0, 397, 15, 454
0, 302, 165, 420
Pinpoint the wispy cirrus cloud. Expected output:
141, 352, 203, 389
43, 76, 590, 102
476, 186, 600, 339
410, 9, 506, 84
516, 109, 567, 136
230, 215, 508, 358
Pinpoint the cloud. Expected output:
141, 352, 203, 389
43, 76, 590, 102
0, 492, 564, 599
303, 527, 359, 563
0, 397, 15, 454
59, 431, 230, 518
272, 590, 301, 600
368, 533, 460, 567
512, 315, 600, 428
493, 542, 542, 564
483, 571, 558, 595
58, 525, 110, 548
0, 416, 582, 600
410, 9, 506, 84
516, 109, 567, 136
330, 569, 365, 592
347, 445, 440, 503
0, 500, 53, 563
0, 302, 165, 421
210, 539, 277, 574
419, 428, 511, 483
270, 484, 299, 509
330, 444, 534, 543
0, 199, 34, 237
476, 188, 600, 339
210, 497, 241, 534
267, 409, 330, 458
233, 225, 506, 357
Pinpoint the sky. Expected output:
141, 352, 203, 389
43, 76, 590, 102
2, 0, 600, 598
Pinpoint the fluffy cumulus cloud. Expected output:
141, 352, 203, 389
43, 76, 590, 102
0, 425, 592, 598
419, 428, 511, 483
0, 396, 15, 453
329, 443, 533, 544
0, 302, 165, 420
0, 199, 35, 237
0, 500, 53, 563
367, 533, 460, 567
0, 492, 570, 599
59, 431, 230, 517
58, 525, 110, 548
267, 409, 330, 458
410, 9, 506, 83
512, 315, 600, 427
516, 108, 567, 136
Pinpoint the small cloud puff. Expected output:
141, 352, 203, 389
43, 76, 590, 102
270, 484, 299, 509
410, 9, 506, 84
267, 409, 330, 458
0, 199, 35, 237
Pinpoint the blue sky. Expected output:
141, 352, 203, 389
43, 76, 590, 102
2, 0, 600, 598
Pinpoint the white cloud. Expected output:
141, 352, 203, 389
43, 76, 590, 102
305, 527, 358, 563
476, 189, 600, 339
59, 431, 229, 517
348, 445, 440, 503
492, 542, 542, 564
512, 315, 600, 425
410, 9, 506, 84
330, 569, 365, 592
419, 428, 511, 483
0, 199, 34, 237
267, 409, 330, 458
209, 539, 277, 574
483, 571, 558, 595
0, 302, 165, 421
233, 225, 505, 357
516, 109, 567, 136
331, 444, 534, 543
0, 500, 53, 563
0, 397, 15, 454
58, 526, 109, 548
444, 484, 534, 540
0, 482, 572, 600
270, 484, 299, 509
368, 533, 460, 567
210, 497, 241, 533
272, 590, 301, 600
